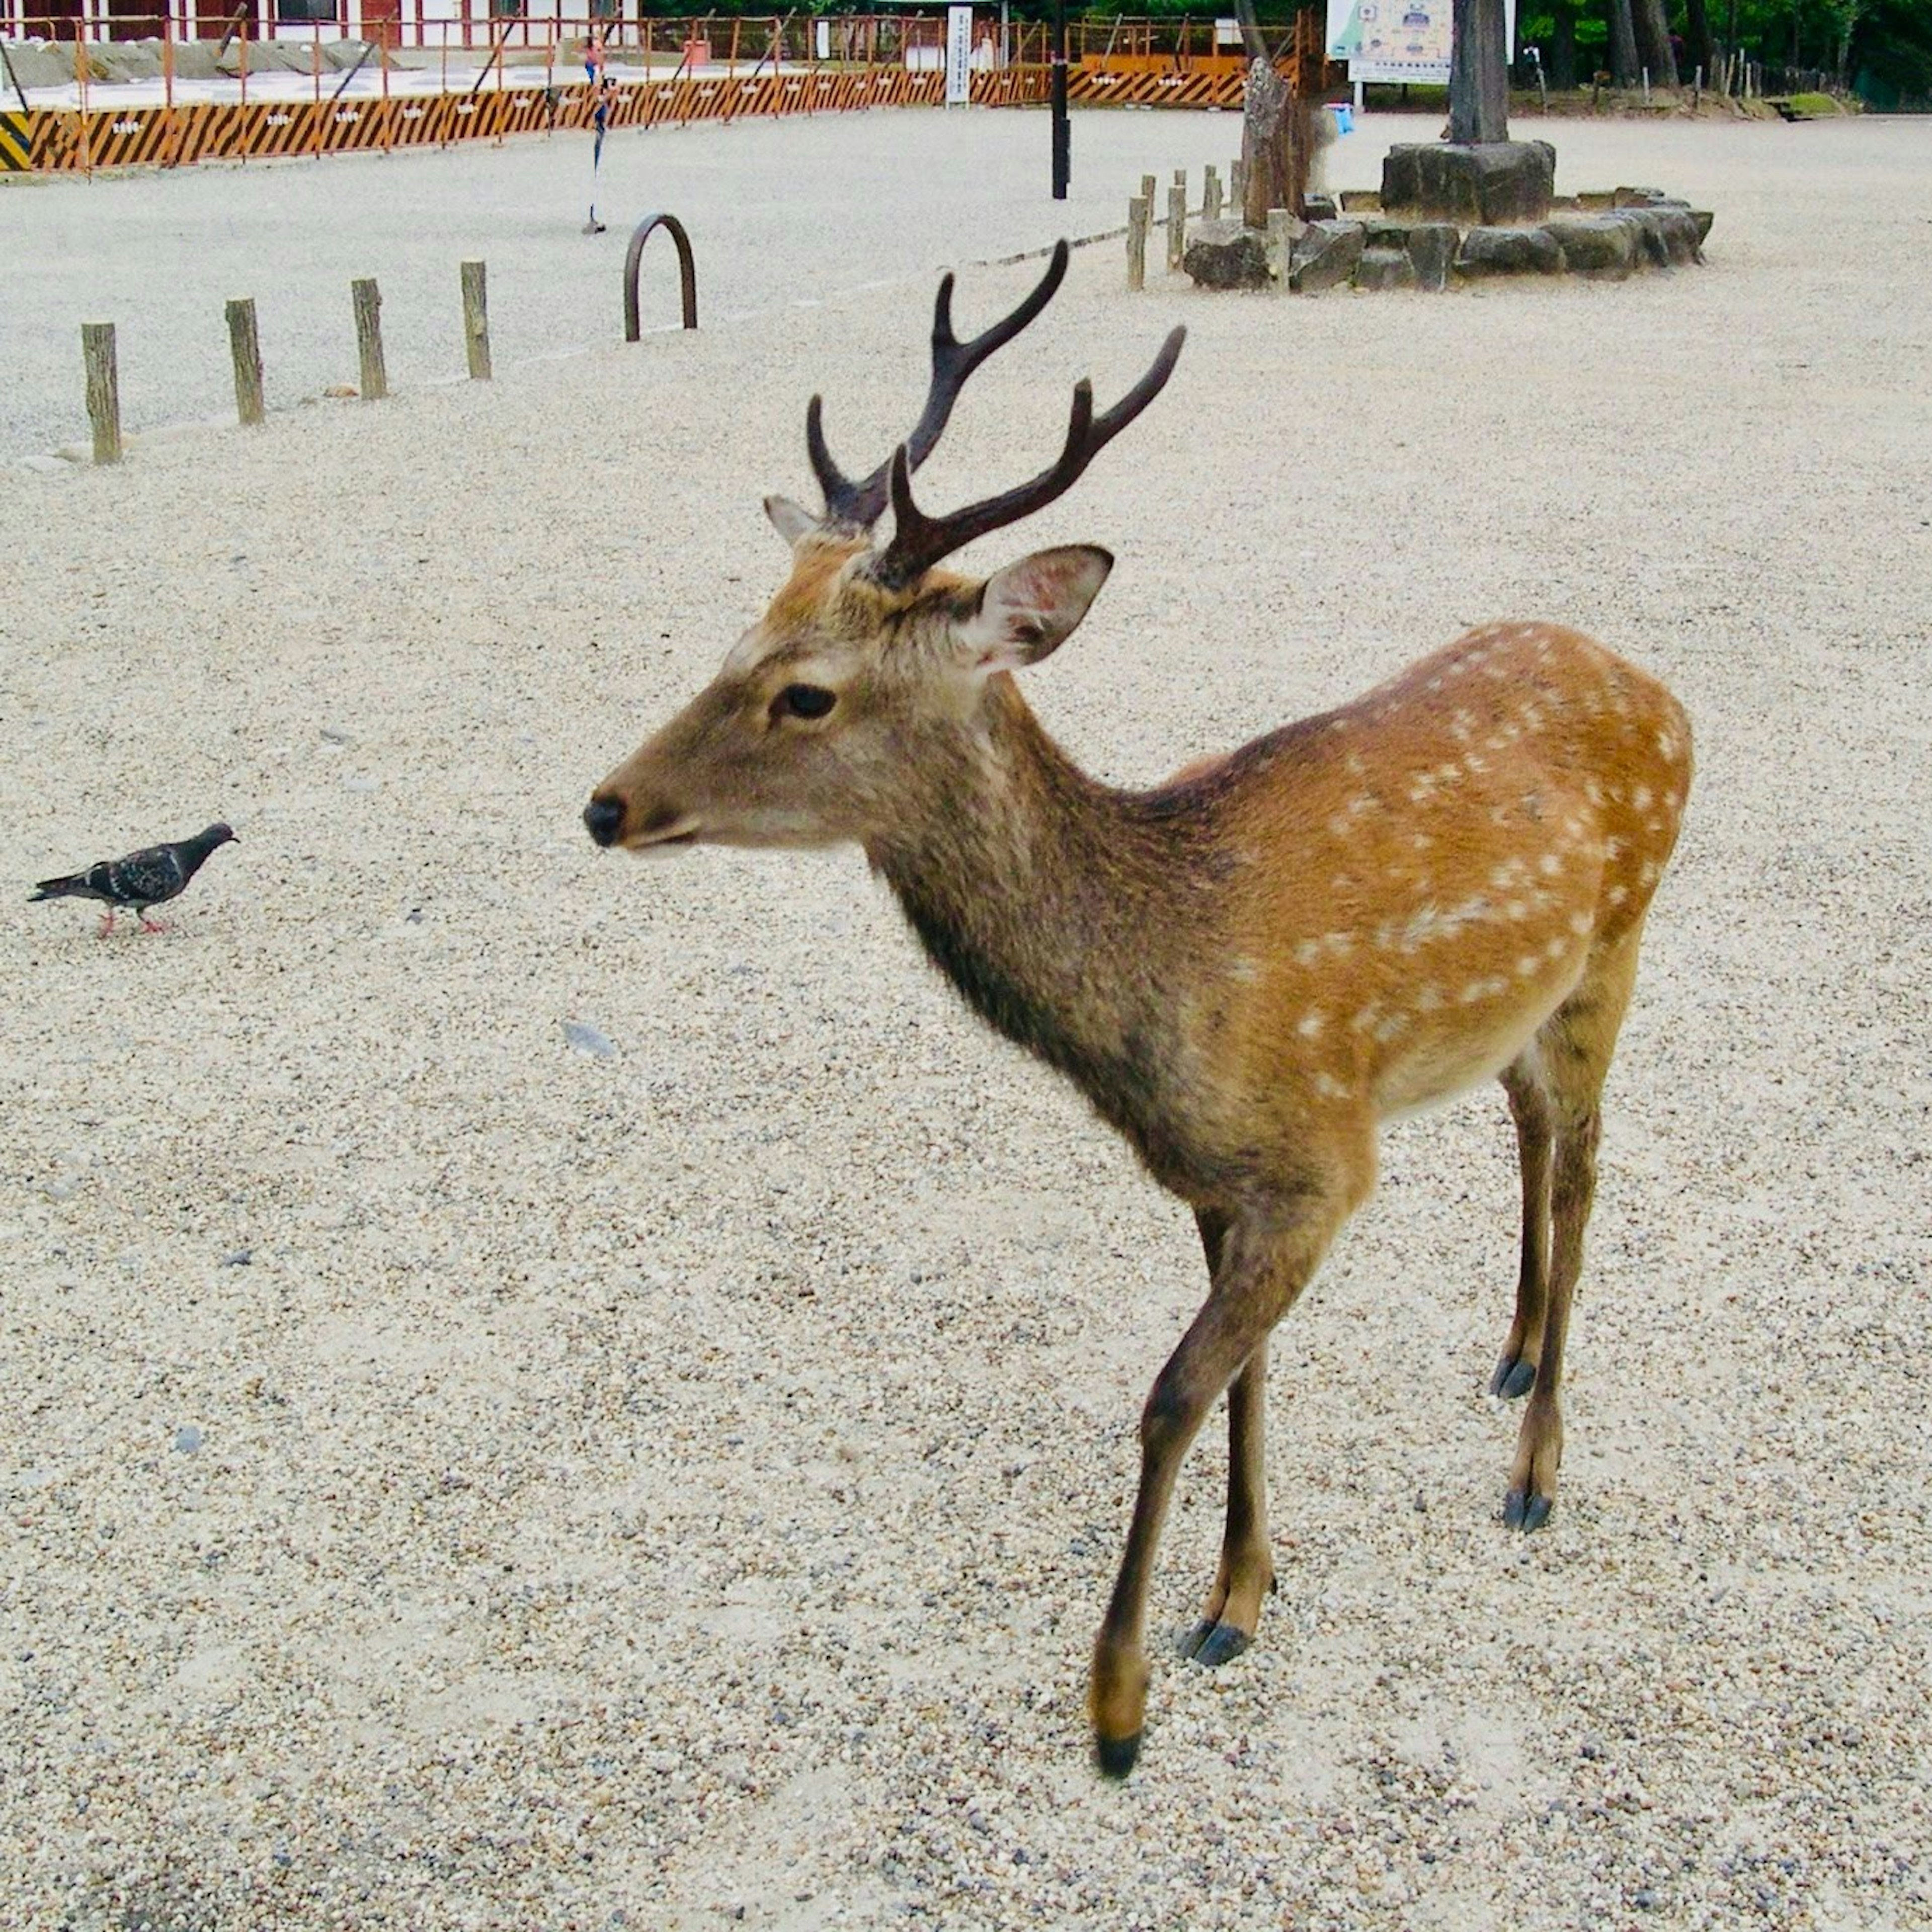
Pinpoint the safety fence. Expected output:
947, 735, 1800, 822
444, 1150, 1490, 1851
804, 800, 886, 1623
1, 45, 1284, 173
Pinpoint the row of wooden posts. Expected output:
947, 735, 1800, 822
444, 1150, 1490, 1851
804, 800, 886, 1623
77, 261, 494, 465
1124, 158, 1300, 292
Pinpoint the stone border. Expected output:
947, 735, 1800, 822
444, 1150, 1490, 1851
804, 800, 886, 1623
1183, 187, 1713, 295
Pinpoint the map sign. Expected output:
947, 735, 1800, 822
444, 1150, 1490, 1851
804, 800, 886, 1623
1325, 0, 1515, 85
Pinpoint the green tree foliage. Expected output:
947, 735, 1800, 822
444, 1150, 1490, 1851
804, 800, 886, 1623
1513, 0, 1932, 98
624, 0, 1932, 102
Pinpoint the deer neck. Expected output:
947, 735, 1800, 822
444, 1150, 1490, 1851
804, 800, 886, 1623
866, 679, 1222, 1190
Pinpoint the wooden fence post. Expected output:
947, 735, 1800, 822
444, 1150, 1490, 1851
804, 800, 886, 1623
1166, 180, 1186, 270
1126, 196, 1148, 290
460, 259, 491, 380
351, 277, 387, 400
1267, 208, 1296, 289
225, 297, 265, 426
1203, 164, 1222, 221
80, 323, 121, 464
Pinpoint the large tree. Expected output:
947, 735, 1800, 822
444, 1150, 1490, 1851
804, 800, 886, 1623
1448, 0, 1512, 139
1632, 0, 1681, 82
1607, 0, 1642, 85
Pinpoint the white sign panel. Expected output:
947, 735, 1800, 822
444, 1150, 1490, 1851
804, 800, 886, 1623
1325, 0, 1515, 85
946, 7, 974, 106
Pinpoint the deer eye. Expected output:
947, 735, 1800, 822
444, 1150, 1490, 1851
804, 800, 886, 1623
774, 683, 837, 721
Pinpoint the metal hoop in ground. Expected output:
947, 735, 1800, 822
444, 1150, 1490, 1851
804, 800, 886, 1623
623, 215, 698, 342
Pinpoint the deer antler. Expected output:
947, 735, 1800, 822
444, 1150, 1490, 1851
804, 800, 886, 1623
806, 240, 1073, 532
870, 324, 1186, 590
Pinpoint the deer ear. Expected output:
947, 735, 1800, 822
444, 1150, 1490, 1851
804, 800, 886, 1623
953, 545, 1113, 674
764, 495, 820, 546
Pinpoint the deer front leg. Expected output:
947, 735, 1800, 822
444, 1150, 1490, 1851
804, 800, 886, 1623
1090, 1197, 1346, 1778
1176, 1210, 1275, 1669
1178, 1340, 1274, 1668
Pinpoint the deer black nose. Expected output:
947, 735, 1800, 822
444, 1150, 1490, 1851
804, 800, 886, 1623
583, 795, 626, 847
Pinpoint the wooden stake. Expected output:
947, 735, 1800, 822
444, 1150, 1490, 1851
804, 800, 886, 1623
460, 259, 491, 381
1266, 208, 1296, 289
1203, 164, 1222, 222
1140, 171, 1156, 212
80, 322, 121, 464
1232, 156, 1246, 207
1126, 197, 1148, 291
351, 277, 387, 400
225, 297, 265, 426
1167, 182, 1186, 270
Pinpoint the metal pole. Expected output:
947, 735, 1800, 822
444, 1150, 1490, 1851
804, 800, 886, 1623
1050, 0, 1068, 199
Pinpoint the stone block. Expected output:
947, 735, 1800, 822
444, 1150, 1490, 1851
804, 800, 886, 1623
1406, 223, 1460, 291
1381, 141, 1555, 226
1287, 220, 1365, 293
1456, 225, 1564, 277
1181, 219, 1272, 290
1352, 248, 1418, 292
1544, 215, 1639, 279
1613, 185, 1673, 207
1302, 194, 1340, 222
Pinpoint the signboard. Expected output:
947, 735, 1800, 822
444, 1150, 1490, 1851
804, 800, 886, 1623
1215, 18, 1243, 47
946, 6, 974, 106
1325, 0, 1515, 85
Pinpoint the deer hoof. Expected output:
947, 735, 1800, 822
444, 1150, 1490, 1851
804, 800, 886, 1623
1503, 1486, 1553, 1534
1093, 1728, 1143, 1780
1180, 1619, 1252, 1668
1489, 1355, 1537, 1400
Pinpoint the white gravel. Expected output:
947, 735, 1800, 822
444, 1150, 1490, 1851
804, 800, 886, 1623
3, 108, 1930, 1932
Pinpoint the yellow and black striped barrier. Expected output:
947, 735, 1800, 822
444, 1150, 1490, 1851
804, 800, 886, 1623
0, 109, 32, 171
4, 61, 1280, 177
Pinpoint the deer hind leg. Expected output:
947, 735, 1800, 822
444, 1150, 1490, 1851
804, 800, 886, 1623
1090, 1178, 1359, 1779
1503, 923, 1647, 1534
1491, 1061, 1555, 1400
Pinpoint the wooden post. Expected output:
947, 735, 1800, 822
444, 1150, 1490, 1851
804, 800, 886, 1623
1231, 156, 1246, 208
80, 323, 122, 465
1126, 196, 1148, 291
1266, 208, 1296, 288
351, 278, 388, 400
460, 260, 491, 380
1140, 171, 1156, 212
1166, 180, 1186, 269
1203, 164, 1222, 221
225, 298, 265, 426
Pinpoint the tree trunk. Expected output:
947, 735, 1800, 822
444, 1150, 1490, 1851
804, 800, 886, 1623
1448, 0, 1510, 142
1682, 0, 1715, 83
1550, 0, 1578, 91
1235, 0, 1298, 224
1607, 0, 1641, 87
1633, 0, 1680, 85
1241, 56, 1294, 224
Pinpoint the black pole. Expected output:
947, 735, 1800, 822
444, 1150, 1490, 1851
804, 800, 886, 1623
1051, 0, 1069, 199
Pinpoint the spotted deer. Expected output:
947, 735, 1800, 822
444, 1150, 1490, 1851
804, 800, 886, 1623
583, 243, 1693, 1777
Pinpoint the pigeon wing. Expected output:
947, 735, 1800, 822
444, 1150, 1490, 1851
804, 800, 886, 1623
106, 844, 189, 907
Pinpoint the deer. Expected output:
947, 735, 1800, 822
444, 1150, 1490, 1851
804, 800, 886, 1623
582, 242, 1693, 1778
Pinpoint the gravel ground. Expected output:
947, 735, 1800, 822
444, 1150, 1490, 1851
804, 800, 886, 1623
3, 102, 1257, 463
4, 109, 1930, 1932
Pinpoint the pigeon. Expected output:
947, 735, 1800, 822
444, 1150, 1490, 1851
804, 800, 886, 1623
31, 822, 236, 936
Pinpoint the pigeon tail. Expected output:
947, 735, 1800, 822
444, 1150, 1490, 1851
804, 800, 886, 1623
30, 867, 109, 904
